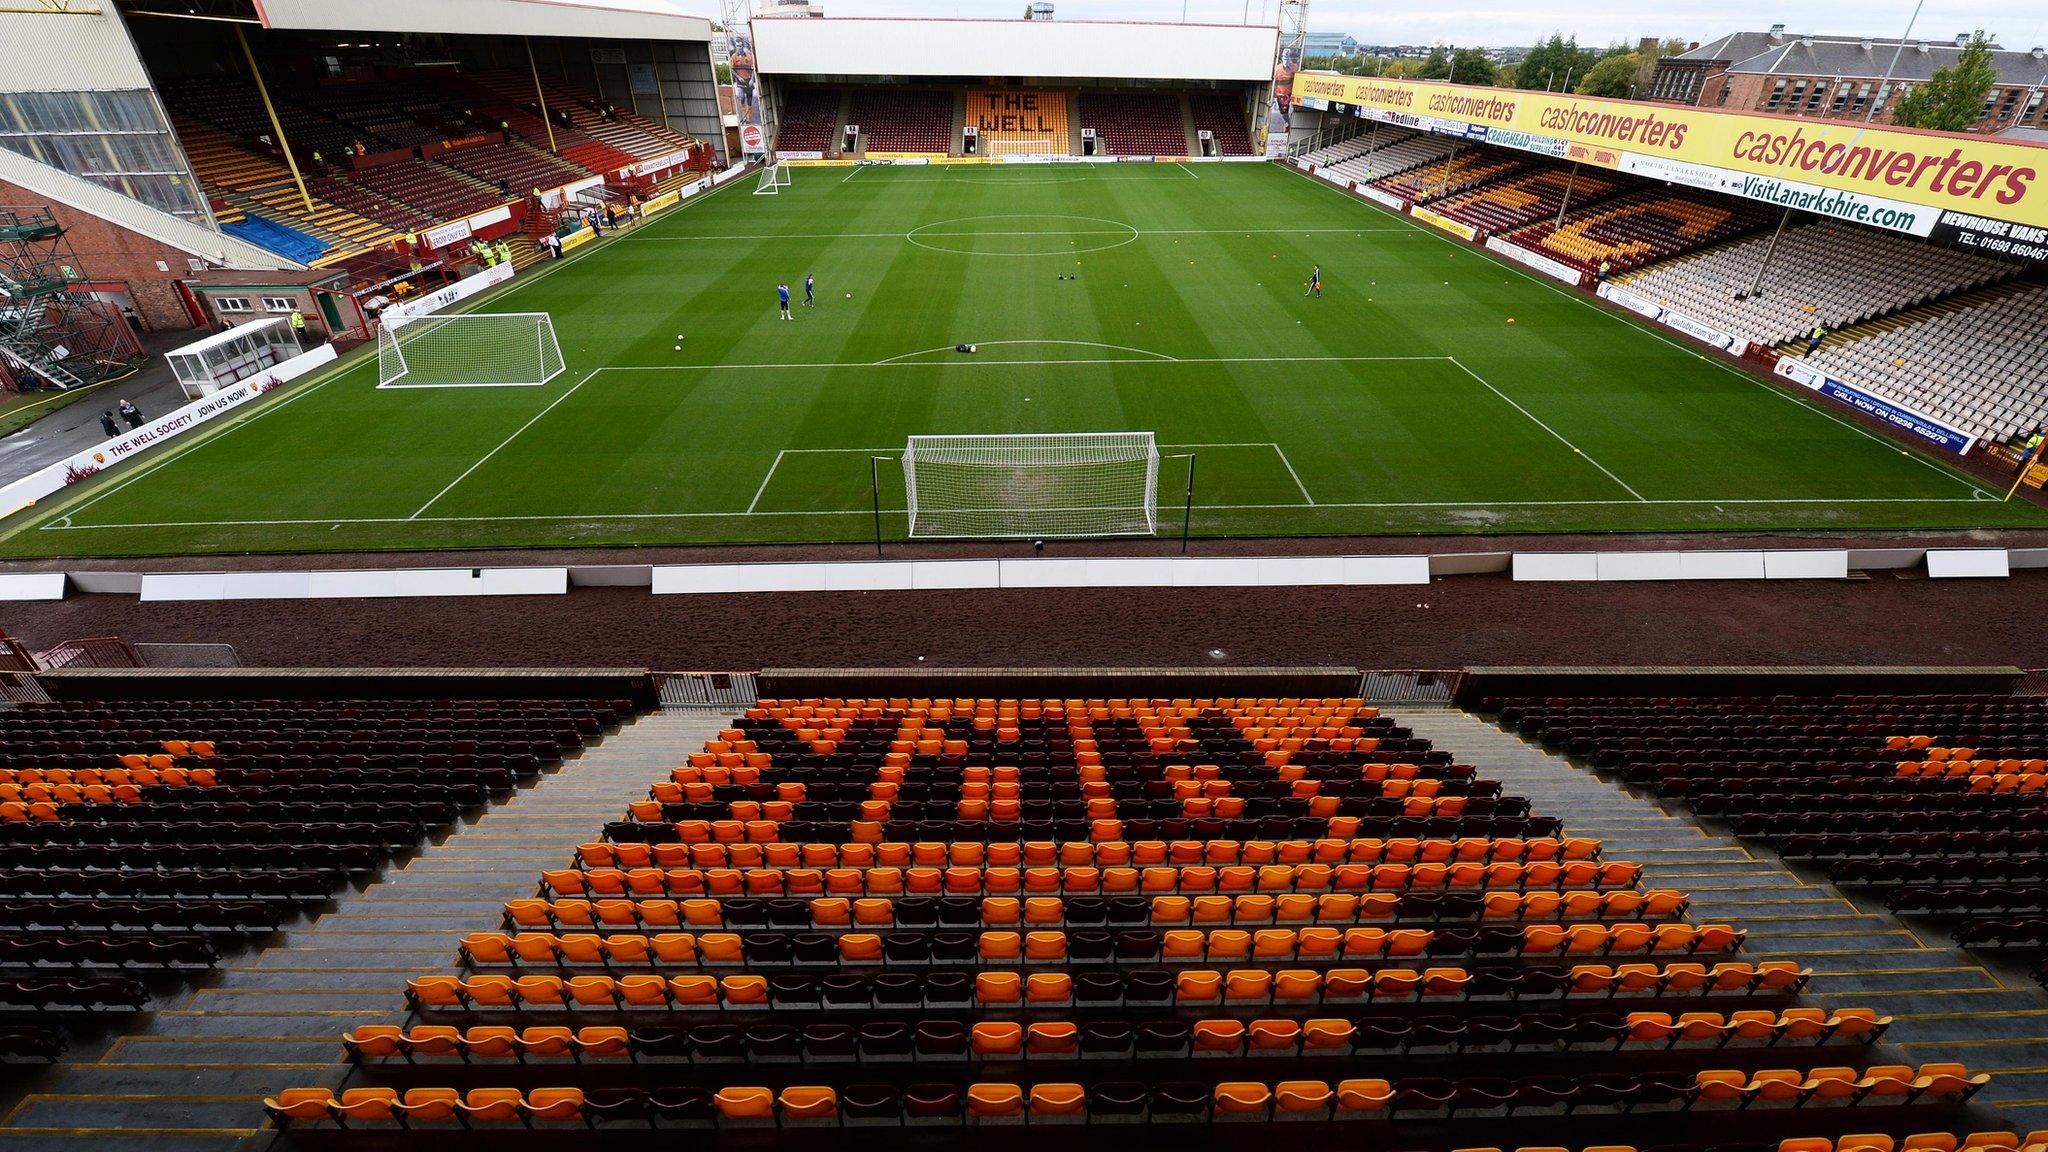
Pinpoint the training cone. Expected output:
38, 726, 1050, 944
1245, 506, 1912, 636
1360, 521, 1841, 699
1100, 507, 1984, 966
1507, 318, 1516, 324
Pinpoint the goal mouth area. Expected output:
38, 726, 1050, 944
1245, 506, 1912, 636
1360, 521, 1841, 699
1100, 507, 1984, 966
901, 431, 1162, 540
375, 311, 567, 391
754, 162, 792, 195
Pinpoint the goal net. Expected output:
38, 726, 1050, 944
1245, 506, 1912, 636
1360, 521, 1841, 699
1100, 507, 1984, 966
376, 311, 565, 389
902, 432, 1160, 538
753, 161, 791, 195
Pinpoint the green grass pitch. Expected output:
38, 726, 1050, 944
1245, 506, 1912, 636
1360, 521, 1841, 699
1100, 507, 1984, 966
8, 161, 2044, 558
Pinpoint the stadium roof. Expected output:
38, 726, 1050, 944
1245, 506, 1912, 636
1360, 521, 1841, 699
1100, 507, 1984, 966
753, 16, 1277, 83
248, 0, 711, 42
1680, 29, 2048, 84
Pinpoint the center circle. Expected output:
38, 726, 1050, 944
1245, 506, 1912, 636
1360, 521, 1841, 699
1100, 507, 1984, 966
905, 214, 1140, 257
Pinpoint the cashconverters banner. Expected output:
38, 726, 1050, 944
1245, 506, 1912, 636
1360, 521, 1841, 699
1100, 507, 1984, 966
1294, 74, 2048, 258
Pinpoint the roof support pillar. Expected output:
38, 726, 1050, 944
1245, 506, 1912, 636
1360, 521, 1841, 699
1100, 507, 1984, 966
527, 37, 560, 153
235, 24, 314, 215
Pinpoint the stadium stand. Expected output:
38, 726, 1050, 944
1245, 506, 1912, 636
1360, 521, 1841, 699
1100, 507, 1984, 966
160, 76, 384, 166
1429, 165, 1625, 236
1298, 131, 1383, 169
0, 696, 617, 1023
968, 89, 1070, 156
435, 140, 590, 197
346, 158, 506, 225
464, 68, 697, 166
1506, 188, 1778, 275
304, 174, 436, 234
849, 89, 954, 154
1804, 286, 2048, 444
1479, 694, 2048, 965
1187, 93, 1256, 156
282, 81, 450, 150
258, 694, 1994, 1136
1079, 92, 1190, 157
776, 87, 845, 154
170, 114, 403, 262
1373, 151, 1527, 205
1320, 130, 1462, 189
1616, 224, 2024, 350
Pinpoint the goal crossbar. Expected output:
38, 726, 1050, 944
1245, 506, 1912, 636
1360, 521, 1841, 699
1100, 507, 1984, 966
902, 431, 1160, 539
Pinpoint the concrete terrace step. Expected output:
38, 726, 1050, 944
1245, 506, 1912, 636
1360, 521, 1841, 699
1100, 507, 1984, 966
0, 709, 735, 1152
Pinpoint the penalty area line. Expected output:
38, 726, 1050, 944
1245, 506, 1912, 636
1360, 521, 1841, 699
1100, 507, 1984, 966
408, 367, 601, 520
1447, 357, 1646, 503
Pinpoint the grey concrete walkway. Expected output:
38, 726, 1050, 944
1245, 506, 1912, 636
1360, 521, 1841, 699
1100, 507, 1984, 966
0, 332, 214, 487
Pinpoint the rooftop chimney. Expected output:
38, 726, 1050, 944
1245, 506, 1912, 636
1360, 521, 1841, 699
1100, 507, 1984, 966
1768, 23, 1785, 41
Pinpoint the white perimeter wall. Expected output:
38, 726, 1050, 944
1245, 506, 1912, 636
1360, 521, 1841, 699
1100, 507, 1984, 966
754, 18, 1277, 82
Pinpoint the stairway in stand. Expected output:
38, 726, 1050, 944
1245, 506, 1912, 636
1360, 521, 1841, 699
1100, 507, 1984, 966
1399, 707, 2048, 1132
0, 711, 730, 1152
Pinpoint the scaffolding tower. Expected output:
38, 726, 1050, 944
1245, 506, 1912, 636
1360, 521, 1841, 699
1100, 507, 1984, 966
0, 206, 145, 391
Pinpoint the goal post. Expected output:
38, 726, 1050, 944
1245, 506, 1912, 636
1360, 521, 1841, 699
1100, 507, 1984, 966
753, 161, 791, 195
901, 432, 1161, 538
376, 311, 565, 389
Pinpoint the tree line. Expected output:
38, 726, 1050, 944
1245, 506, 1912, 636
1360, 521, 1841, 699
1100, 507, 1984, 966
1301, 29, 2003, 128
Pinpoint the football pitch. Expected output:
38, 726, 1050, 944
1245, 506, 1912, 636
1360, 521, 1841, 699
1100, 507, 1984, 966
7, 161, 2045, 559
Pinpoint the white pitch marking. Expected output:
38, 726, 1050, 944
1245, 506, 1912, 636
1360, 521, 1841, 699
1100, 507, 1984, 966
746, 450, 786, 515
872, 339, 1179, 365
1285, 162, 1998, 501
408, 367, 601, 520
599, 354, 1449, 372
1446, 357, 1647, 503
1269, 443, 1315, 505
12, 173, 756, 541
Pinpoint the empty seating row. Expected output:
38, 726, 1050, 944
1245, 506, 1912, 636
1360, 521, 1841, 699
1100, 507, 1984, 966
267, 1063, 1986, 1127
1187, 94, 1255, 156
1480, 694, 2048, 967
541, 861, 1640, 899
1617, 222, 2020, 348
1807, 285, 2048, 444
0, 695, 616, 1032
849, 90, 953, 154
1373, 153, 1526, 206
508, 889, 1685, 929
575, 834, 1601, 870
501, 890, 1670, 933
1432, 165, 1625, 236
343, 1008, 1888, 1065
1506, 189, 1777, 275
776, 87, 844, 154
404, 961, 1811, 1011
1079, 93, 1188, 157
456, 922, 1744, 969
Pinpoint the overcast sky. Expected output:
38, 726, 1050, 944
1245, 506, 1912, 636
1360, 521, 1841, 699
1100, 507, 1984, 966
773, 0, 2048, 54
